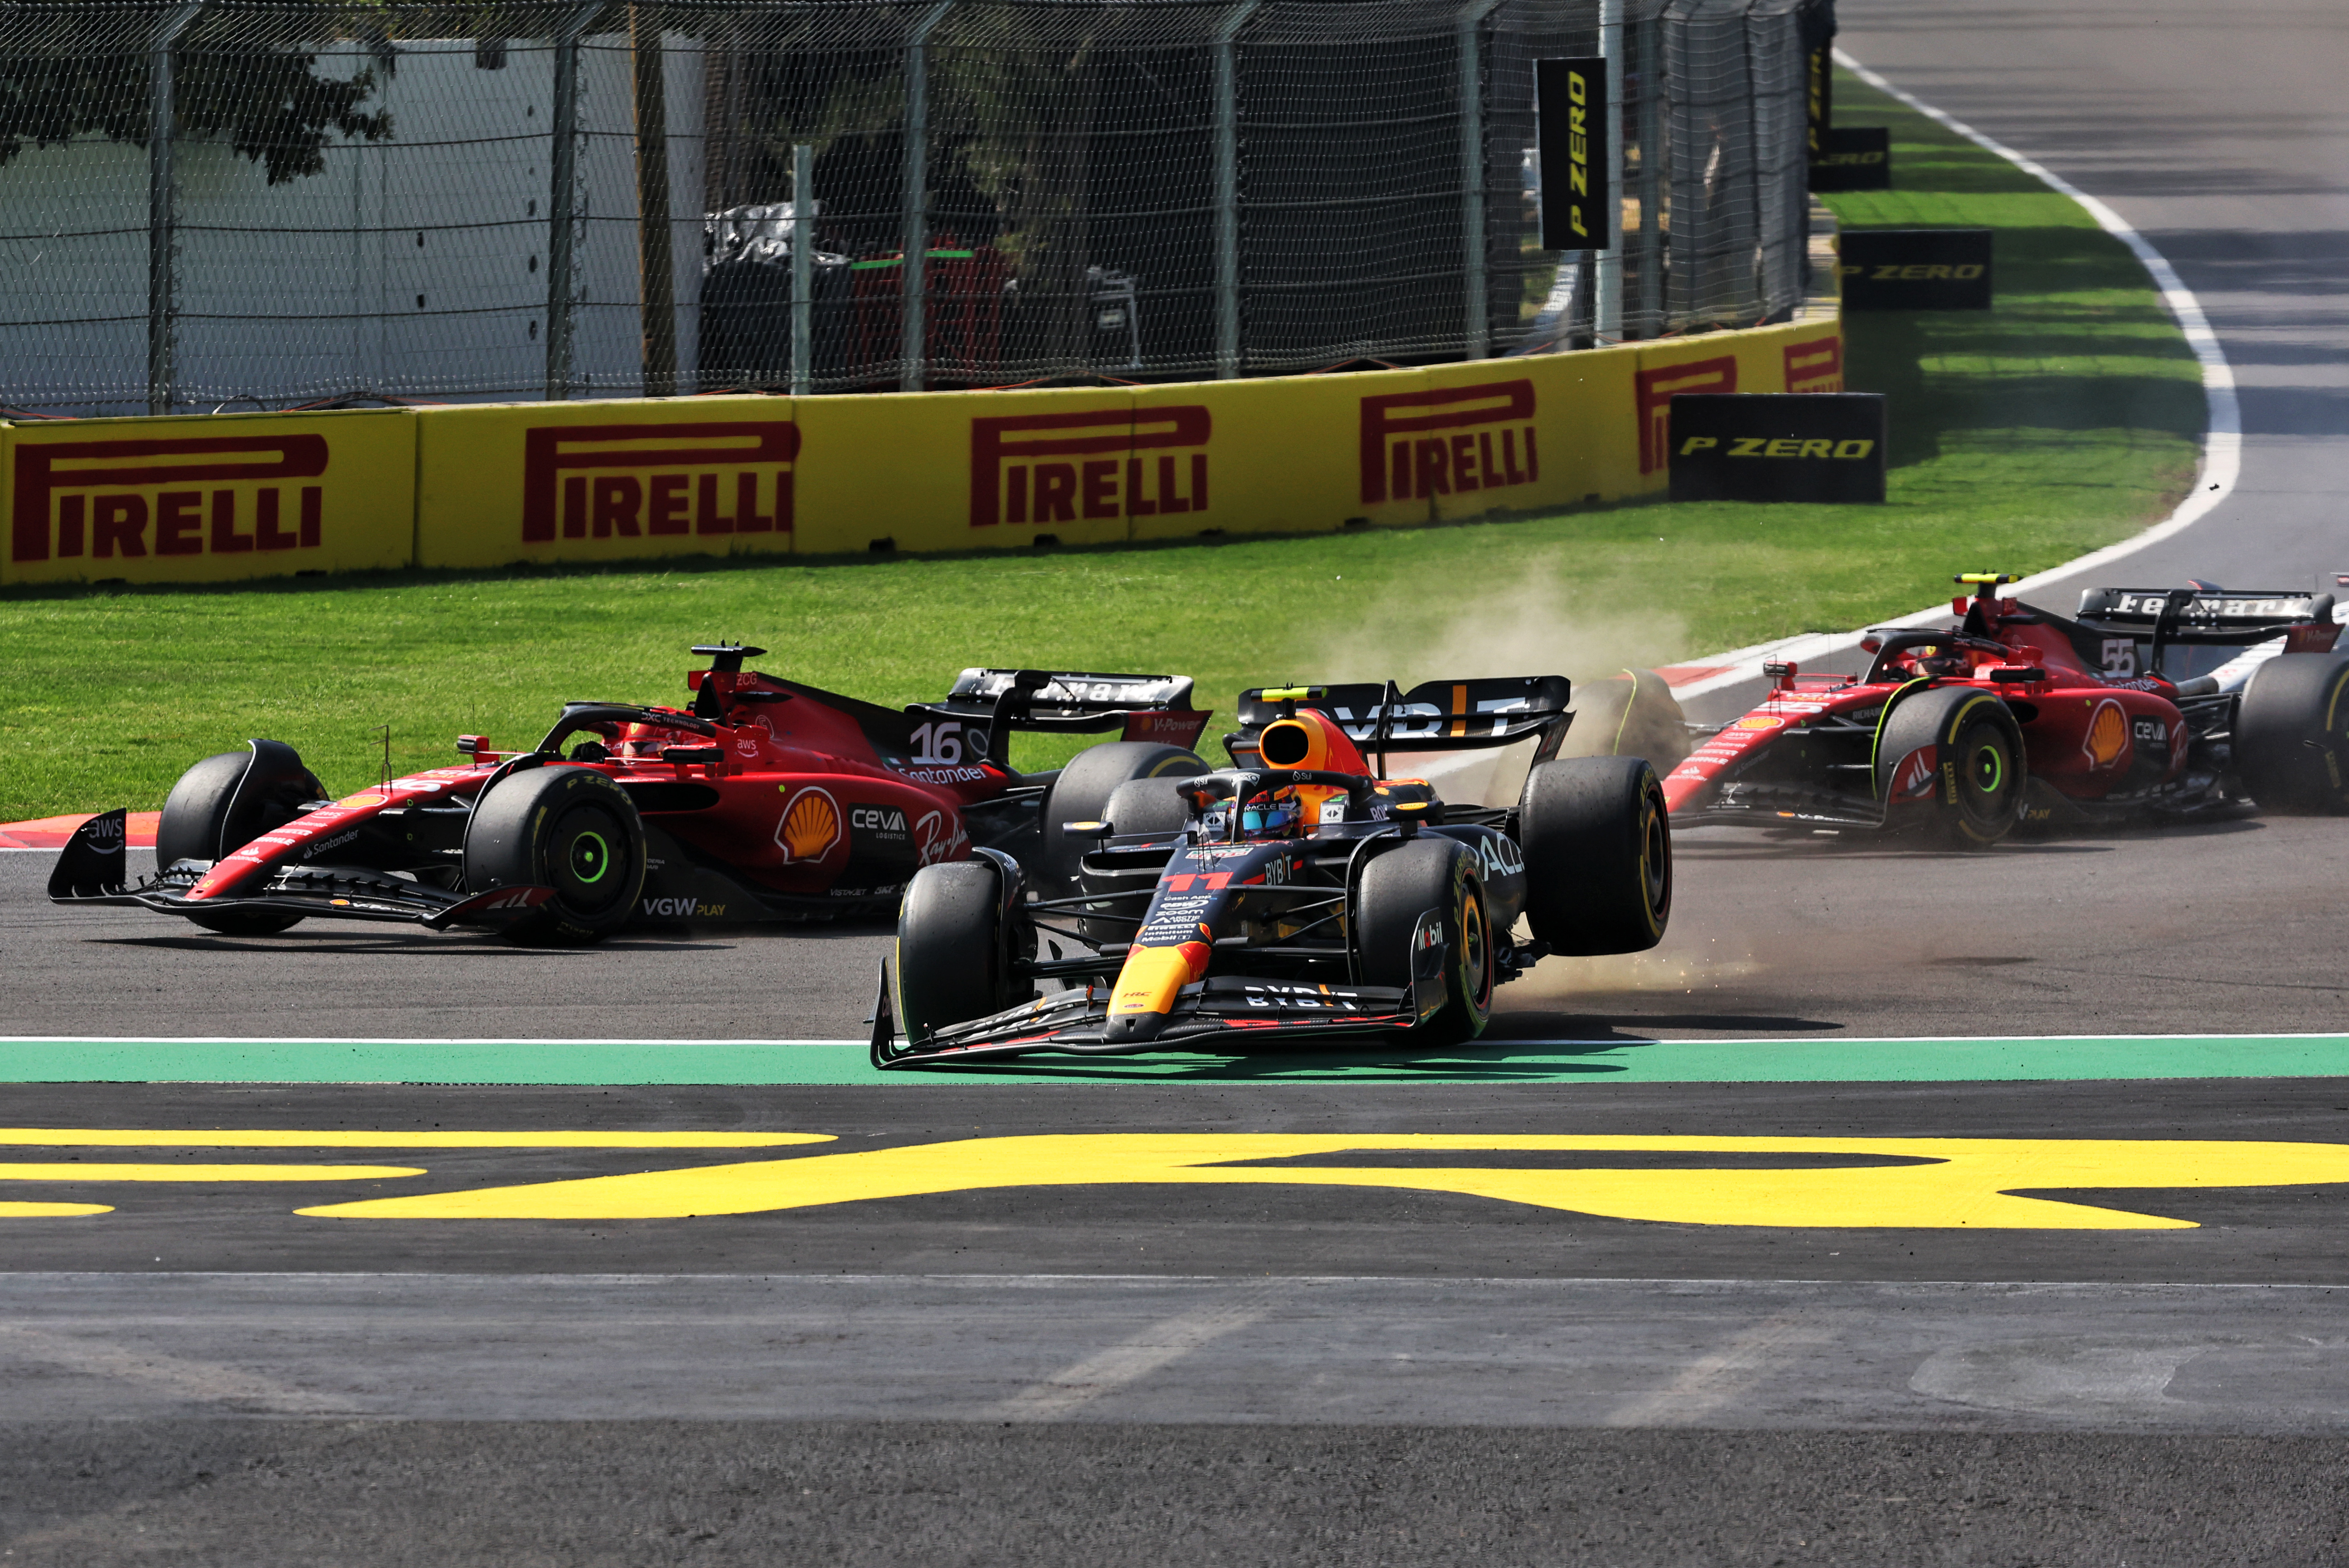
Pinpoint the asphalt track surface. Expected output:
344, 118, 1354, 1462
9, 5, 2349, 1560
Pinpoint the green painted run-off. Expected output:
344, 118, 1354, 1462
1, 1034, 2346, 1086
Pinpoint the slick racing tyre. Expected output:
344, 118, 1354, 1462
2236, 653, 2349, 813
1076, 776, 1197, 945
1517, 756, 1672, 955
463, 764, 646, 945
1874, 686, 2026, 849
1356, 837, 1492, 1047
1562, 669, 1693, 771
1037, 742, 1207, 901
894, 859, 1032, 1040
156, 740, 328, 935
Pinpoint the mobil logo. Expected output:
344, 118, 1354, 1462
1784, 335, 1844, 394
1359, 380, 1538, 504
10, 434, 328, 564
1634, 355, 1736, 474
970, 405, 1210, 526
522, 421, 799, 544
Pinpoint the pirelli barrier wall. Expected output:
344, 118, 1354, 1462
1, 319, 1841, 585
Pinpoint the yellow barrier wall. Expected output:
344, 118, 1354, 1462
0, 408, 415, 586
1, 314, 1841, 582
414, 394, 801, 569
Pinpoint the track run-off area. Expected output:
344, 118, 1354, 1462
7, 0, 2349, 1560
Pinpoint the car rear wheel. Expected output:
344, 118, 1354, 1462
1874, 686, 2026, 848
463, 765, 646, 945
157, 741, 327, 935
1036, 742, 1207, 901
1518, 756, 1672, 955
1356, 838, 1491, 1046
894, 859, 1031, 1041
2237, 653, 2349, 813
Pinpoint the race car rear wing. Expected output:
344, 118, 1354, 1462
2072, 586, 2340, 674
1228, 676, 1574, 770
921, 669, 1212, 762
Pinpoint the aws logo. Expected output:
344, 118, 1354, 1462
1677, 436, 1876, 460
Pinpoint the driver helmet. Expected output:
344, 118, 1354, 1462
1239, 786, 1302, 839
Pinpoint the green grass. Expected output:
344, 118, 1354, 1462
0, 70, 2202, 819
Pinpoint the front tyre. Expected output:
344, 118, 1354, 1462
1874, 685, 2026, 849
463, 765, 646, 945
158, 741, 327, 935
1518, 756, 1672, 955
894, 859, 1029, 1041
1356, 838, 1492, 1046
2237, 653, 2349, 813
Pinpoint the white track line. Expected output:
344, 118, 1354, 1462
1666, 51, 2241, 701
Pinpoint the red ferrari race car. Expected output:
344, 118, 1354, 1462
1664, 573, 2349, 844
48, 646, 1213, 942
871, 676, 1674, 1067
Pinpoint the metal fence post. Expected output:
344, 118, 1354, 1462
1213, 0, 1259, 380
899, 0, 954, 392
1595, 0, 1624, 339
631, 3, 677, 396
1456, 0, 1505, 361
146, 1, 203, 415
545, 3, 596, 400
791, 143, 815, 396
1635, 7, 1664, 335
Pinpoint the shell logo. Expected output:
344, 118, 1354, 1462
2083, 700, 2130, 768
1733, 715, 1783, 731
776, 786, 842, 862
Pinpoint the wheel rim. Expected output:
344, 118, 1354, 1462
569, 830, 611, 884
1970, 741, 2005, 796
548, 804, 632, 916
1457, 886, 1491, 1018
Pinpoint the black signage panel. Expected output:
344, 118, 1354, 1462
1668, 394, 1887, 504
1809, 125, 1890, 191
1839, 227, 1993, 310
1538, 57, 1611, 253
1805, 44, 1834, 159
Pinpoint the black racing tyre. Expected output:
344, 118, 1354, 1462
894, 860, 1023, 1039
1518, 756, 1672, 955
1356, 837, 1492, 1046
157, 741, 327, 935
1036, 742, 1207, 900
463, 764, 647, 945
1076, 776, 1200, 944
1563, 669, 1692, 771
2236, 653, 2349, 813
1874, 685, 2026, 848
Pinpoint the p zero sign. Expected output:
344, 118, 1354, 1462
1537, 58, 1611, 252
1, 411, 414, 585
1840, 228, 1993, 310
1667, 393, 1887, 503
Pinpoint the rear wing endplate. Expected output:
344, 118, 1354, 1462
922, 669, 1211, 755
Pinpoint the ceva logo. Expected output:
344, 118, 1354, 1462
11, 435, 328, 564
521, 421, 799, 544
969, 405, 1211, 528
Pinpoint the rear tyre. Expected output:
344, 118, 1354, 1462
463, 765, 647, 945
1563, 669, 1692, 771
1874, 686, 2026, 848
1356, 837, 1491, 1046
1036, 742, 1207, 900
2237, 653, 2349, 813
157, 742, 327, 935
894, 860, 1028, 1039
1518, 757, 1672, 955
1076, 776, 1199, 944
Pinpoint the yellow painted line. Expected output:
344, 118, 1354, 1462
0, 1129, 837, 1149
0, 1163, 424, 1182
297, 1132, 2349, 1231
0, 1203, 111, 1218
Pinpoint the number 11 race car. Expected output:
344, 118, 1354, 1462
48, 647, 1214, 943
1664, 573, 2349, 844
872, 676, 1675, 1067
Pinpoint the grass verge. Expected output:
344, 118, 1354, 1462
0, 70, 2202, 817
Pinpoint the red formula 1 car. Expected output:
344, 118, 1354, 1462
48, 646, 1212, 942
1665, 573, 2349, 844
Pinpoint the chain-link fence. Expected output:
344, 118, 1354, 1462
0, 0, 1814, 414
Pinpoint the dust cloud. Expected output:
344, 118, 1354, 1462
1305, 574, 1693, 690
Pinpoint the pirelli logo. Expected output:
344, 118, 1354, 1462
1784, 336, 1844, 395
11, 435, 328, 564
969, 406, 1210, 527
1358, 380, 1538, 505
1635, 356, 1737, 474
521, 421, 799, 544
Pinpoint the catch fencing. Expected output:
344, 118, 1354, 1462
0, 0, 1815, 414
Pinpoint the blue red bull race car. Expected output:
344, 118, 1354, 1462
1664, 573, 2349, 843
48, 646, 1214, 943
